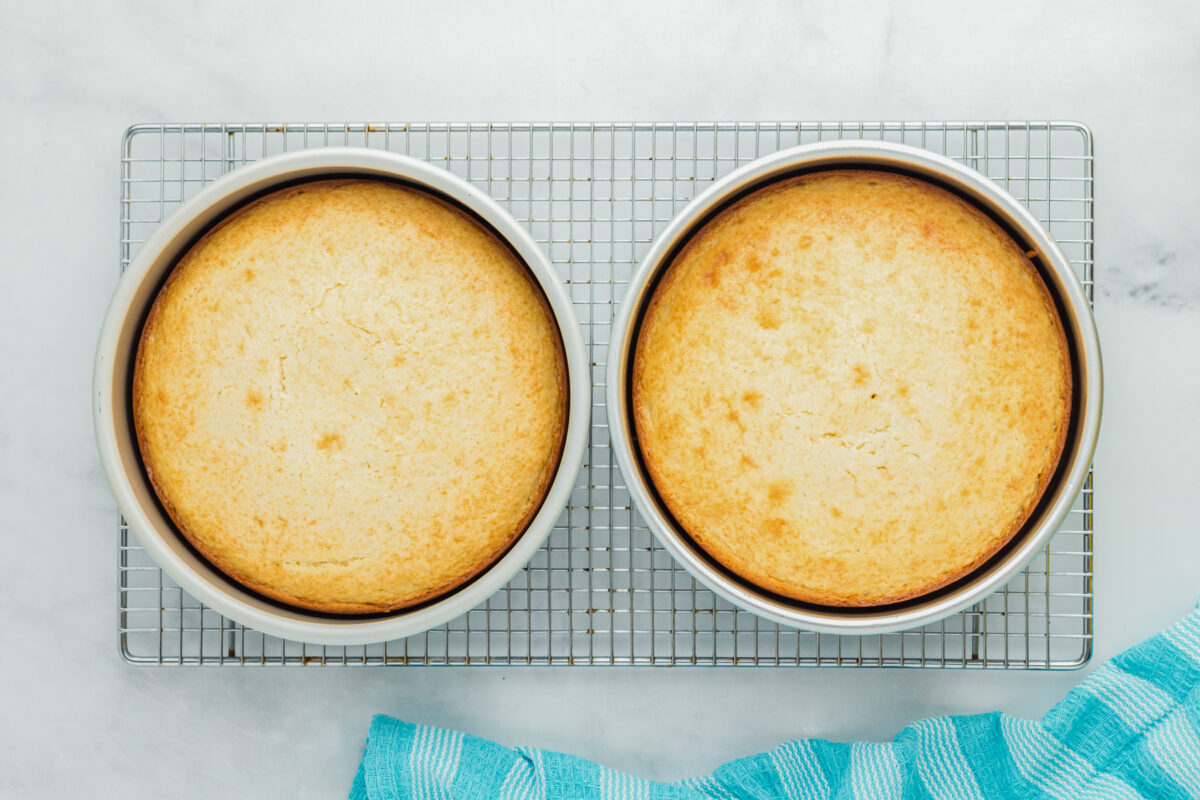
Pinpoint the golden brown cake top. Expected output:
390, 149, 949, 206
134, 179, 567, 613
632, 170, 1071, 606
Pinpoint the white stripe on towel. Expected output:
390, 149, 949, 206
1001, 716, 1140, 800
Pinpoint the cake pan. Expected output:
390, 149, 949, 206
607, 140, 1102, 636
95, 147, 590, 646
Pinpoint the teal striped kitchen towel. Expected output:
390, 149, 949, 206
349, 600, 1200, 799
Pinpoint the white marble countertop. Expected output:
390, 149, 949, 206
2, 1, 1198, 796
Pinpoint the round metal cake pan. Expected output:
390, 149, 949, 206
94, 148, 590, 646
607, 140, 1102, 636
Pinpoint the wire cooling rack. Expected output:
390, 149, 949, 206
118, 121, 1094, 668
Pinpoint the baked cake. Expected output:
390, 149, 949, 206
134, 179, 567, 613
632, 170, 1071, 606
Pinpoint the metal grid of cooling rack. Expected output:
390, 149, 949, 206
118, 121, 1094, 668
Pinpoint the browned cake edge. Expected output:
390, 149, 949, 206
132, 179, 569, 615
631, 170, 1073, 608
